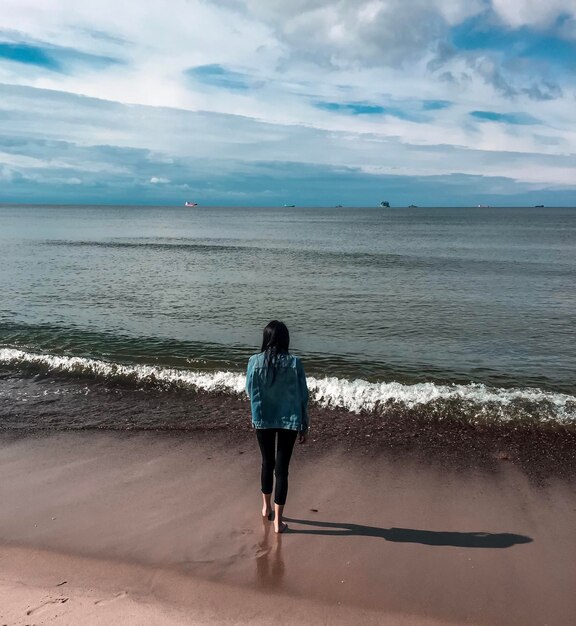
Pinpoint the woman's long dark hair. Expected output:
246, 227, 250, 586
261, 320, 290, 384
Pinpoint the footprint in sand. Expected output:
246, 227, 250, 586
26, 597, 69, 616
94, 591, 128, 606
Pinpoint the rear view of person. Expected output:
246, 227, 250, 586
246, 321, 309, 534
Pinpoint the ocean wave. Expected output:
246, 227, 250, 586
0, 348, 246, 393
41, 240, 571, 277
1, 348, 575, 424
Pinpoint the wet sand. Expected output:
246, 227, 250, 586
1, 431, 575, 625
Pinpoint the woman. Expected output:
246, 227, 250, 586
246, 321, 309, 534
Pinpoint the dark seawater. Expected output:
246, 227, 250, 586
0, 204, 575, 431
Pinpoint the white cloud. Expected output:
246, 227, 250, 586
215, 0, 485, 68
1, 85, 575, 189
0, 164, 15, 181
491, 0, 576, 30
0, 150, 130, 174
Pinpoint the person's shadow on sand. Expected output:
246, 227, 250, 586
284, 518, 532, 548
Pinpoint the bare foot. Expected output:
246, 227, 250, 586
275, 522, 288, 534
262, 507, 273, 521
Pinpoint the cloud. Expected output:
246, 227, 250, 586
521, 82, 563, 101
490, 0, 576, 30
470, 56, 518, 98
215, 0, 485, 68
0, 83, 575, 209
2, 152, 574, 207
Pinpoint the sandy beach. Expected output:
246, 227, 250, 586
1, 430, 575, 625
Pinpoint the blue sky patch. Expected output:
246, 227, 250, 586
315, 100, 449, 122
422, 100, 451, 111
316, 101, 385, 115
451, 16, 576, 71
470, 111, 540, 125
0, 42, 61, 71
186, 64, 256, 90
0, 40, 122, 73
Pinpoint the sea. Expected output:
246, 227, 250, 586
0, 204, 575, 432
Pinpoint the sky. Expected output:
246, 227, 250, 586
0, 0, 575, 206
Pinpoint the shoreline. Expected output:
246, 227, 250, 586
2, 379, 576, 481
1, 430, 575, 624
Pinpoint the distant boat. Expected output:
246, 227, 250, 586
185, 201, 198, 207
380, 201, 390, 207
335, 204, 343, 208
534, 204, 545, 208
477, 204, 490, 208
408, 204, 418, 208
283, 204, 295, 207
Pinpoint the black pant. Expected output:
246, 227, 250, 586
256, 428, 298, 506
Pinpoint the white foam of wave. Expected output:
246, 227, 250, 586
1, 348, 575, 423
311, 377, 576, 422
0, 348, 247, 394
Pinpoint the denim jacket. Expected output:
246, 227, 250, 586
246, 352, 309, 432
